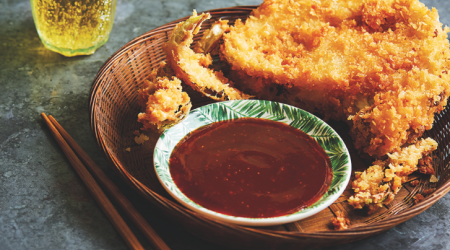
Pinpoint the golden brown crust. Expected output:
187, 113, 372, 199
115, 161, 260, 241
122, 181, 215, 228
222, 0, 450, 157
347, 138, 437, 212
163, 11, 252, 101
137, 62, 192, 132
331, 211, 350, 230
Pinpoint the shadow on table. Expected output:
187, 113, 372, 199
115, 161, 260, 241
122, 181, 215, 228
0, 16, 91, 71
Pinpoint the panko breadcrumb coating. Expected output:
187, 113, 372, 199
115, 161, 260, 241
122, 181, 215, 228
222, 0, 450, 157
348, 138, 437, 213
137, 63, 192, 131
163, 11, 252, 101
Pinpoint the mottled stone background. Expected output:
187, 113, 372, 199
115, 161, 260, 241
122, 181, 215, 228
1, 0, 450, 249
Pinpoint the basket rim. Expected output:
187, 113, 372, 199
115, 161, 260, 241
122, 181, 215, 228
89, 5, 450, 240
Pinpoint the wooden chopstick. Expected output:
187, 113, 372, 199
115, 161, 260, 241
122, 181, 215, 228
45, 115, 171, 250
41, 113, 144, 250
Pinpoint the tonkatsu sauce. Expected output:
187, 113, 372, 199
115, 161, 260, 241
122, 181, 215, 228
169, 118, 333, 218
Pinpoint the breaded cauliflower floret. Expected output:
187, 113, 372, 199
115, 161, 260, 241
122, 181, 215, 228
137, 63, 192, 131
348, 138, 438, 213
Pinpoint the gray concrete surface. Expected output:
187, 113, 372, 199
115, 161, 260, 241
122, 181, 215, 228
1, 0, 450, 249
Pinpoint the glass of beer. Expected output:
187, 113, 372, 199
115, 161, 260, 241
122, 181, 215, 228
30, 0, 117, 57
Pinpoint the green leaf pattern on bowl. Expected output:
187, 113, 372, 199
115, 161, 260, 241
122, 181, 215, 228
154, 100, 351, 220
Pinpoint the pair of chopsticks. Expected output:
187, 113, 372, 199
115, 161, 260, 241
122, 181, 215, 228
41, 113, 170, 250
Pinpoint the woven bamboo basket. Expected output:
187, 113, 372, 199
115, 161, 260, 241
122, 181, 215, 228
89, 6, 450, 249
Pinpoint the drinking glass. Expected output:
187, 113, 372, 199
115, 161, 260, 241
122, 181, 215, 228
30, 0, 117, 57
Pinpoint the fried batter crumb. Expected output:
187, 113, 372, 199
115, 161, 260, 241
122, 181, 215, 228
410, 180, 420, 187
430, 175, 439, 183
134, 134, 149, 145
413, 194, 425, 204
418, 154, 435, 175
423, 188, 435, 195
331, 211, 350, 230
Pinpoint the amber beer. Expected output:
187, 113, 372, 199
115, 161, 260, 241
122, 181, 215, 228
30, 0, 117, 57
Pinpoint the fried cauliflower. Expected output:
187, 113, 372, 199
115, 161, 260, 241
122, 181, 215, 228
137, 62, 192, 131
347, 137, 437, 213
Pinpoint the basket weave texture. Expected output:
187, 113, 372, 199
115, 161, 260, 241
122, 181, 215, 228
89, 6, 450, 249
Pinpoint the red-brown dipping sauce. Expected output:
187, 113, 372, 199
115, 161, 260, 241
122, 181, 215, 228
169, 118, 333, 218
